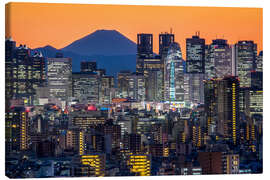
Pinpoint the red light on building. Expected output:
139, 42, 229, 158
25, 107, 31, 112
87, 105, 97, 111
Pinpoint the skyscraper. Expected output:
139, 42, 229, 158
186, 32, 205, 73
236, 41, 257, 88
72, 72, 100, 103
137, 33, 153, 57
47, 53, 72, 105
127, 73, 146, 101
184, 73, 204, 105
117, 71, 132, 98
164, 42, 185, 101
6, 107, 29, 153
136, 34, 154, 73
204, 76, 240, 145
159, 32, 175, 58
205, 39, 233, 79
5, 38, 16, 108
100, 76, 115, 104
11, 44, 35, 105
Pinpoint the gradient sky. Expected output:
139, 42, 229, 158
5, 3, 263, 58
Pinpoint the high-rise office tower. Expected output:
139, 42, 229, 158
145, 70, 163, 101
80, 61, 97, 72
139, 57, 163, 101
127, 73, 145, 101
236, 41, 257, 88
100, 76, 114, 104
137, 33, 153, 57
31, 52, 46, 99
5, 38, 16, 108
205, 39, 233, 79
10, 44, 36, 105
159, 32, 175, 58
5, 107, 29, 153
186, 32, 205, 73
72, 72, 100, 103
136, 34, 154, 73
47, 53, 72, 104
164, 42, 185, 101
184, 73, 204, 105
117, 71, 132, 98
204, 77, 240, 146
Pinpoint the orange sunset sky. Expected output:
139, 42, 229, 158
5, 2, 263, 58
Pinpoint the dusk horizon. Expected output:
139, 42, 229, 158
5, 2, 263, 178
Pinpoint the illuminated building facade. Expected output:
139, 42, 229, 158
69, 111, 106, 129
8, 44, 44, 105
204, 77, 240, 145
100, 76, 115, 104
236, 41, 257, 88
127, 155, 151, 176
249, 90, 263, 118
5, 38, 17, 108
186, 32, 205, 73
184, 73, 204, 105
127, 73, 145, 101
5, 107, 29, 153
117, 71, 131, 98
164, 42, 185, 101
141, 57, 163, 101
205, 39, 233, 79
145, 70, 163, 101
224, 154, 239, 174
47, 54, 72, 103
72, 72, 100, 103
136, 34, 154, 73
73, 154, 106, 177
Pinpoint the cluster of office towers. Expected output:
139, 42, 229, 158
5, 30, 263, 177
121, 32, 262, 105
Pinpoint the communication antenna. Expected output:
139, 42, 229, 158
170, 28, 172, 34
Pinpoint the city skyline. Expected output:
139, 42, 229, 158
5, 2, 263, 178
5, 3, 262, 58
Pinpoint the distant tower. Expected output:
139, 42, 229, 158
137, 34, 153, 57
235, 41, 257, 88
186, 32, 205, 73
164, 42, 185, 101
159, 31, 175, 57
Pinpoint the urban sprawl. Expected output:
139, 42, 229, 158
5, 31, 263, 178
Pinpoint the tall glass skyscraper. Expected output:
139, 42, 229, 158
164, 42, 185, 101
236, 41, 257, 88
186, 32, 205, 74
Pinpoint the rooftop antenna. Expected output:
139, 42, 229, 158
170, 28, 172, 34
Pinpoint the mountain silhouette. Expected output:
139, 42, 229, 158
61, 29, 137, 56
31, 30, 137, 77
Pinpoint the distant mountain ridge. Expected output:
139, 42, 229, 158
31, 30, 137, 77
61, 29, 137, 56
